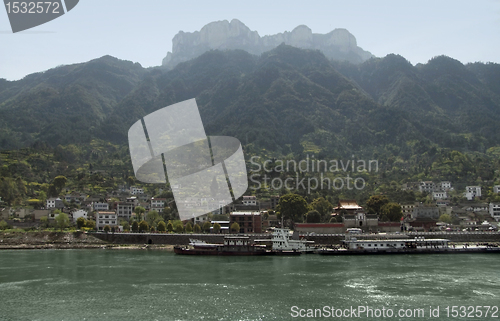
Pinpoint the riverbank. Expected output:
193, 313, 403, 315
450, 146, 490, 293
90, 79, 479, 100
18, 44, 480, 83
0, 231, 175, 251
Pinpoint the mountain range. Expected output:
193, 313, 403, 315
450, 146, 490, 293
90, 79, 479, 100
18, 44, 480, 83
1, 32, 499, 164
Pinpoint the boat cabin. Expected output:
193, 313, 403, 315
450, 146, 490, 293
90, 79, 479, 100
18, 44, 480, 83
344, 237, 449, 250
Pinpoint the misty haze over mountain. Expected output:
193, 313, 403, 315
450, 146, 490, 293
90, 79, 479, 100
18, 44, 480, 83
162, 19, 374, 69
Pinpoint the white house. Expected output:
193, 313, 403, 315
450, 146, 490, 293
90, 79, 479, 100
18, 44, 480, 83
432, 191, 448, 200
489, 203, 500, 222
96, 211, 118, 230
438, 181, 452, 191
493, 186, 500, 194
72, 209, 88, 222
465, 186, 481, 201
46, 197, 64, 209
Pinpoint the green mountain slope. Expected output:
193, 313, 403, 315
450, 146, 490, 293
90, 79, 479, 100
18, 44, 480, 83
1, 46, 499, 161
0, 56, 146, 149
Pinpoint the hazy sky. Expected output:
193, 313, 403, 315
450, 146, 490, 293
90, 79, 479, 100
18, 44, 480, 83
1, 0, 499, 80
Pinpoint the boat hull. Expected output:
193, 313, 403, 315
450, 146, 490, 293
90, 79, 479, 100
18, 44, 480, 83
318, 247, 500, 255
174, 246, 271, 256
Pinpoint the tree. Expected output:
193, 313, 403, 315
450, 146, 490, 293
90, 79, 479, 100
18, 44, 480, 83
366, 195, 390, 214
76, 217, 85, 229
213, 222, 221, 233
55, 212, 69, 231
103, 225, 110, 233
131, 221, 139, 233
185, 222, 193, 233
40, 216, 49, 228
53, 176, 67, 194
150, 226, 155, 232
380, 202, 402, 222
166, 221, 173, 232
174, 221, 184, 233
193, 223, 201, 233
134, 206, 146, 222
0, 220, 9, 230
157, 221, 167, 232
146, 210, 160, 227
122, 221, 130, 231
306, 210, 321, 223
85, 219, 96, 230
230, 222, 240, 233
439, 213, 452, 224
138, 220, 149, 233
276, 194, 309, 223
310, 197, 333, 221
202, 221, 212, 233
38, 191, 47, 203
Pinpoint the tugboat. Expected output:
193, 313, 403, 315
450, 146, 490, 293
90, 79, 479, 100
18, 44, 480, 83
174, 236, 270, 256
269, 227, 314, 254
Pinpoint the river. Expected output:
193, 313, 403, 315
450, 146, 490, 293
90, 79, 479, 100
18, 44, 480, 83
0, 250, 499, 320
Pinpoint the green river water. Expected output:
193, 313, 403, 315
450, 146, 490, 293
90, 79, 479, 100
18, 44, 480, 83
0, 250, 499, 320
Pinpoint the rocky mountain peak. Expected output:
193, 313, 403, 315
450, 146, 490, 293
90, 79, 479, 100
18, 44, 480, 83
162, 19, 373, 68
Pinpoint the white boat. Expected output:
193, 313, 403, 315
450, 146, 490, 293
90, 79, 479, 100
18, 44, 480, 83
188, 239, 219, 249
271, 228, 314, 253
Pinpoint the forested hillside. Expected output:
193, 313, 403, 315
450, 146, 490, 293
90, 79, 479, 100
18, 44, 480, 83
1, 45, 499, 207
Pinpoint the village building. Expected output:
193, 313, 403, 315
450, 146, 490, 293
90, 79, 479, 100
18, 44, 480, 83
334, 200, 363, 214
93, 202, 109, 211
96, 211, 118, 231
465, 186, 481, 201
46, 197, 64, 209
116, 202, 134, 221
489, 203, 500, 222
229, 212, 262, 233
71, 209, 88, 222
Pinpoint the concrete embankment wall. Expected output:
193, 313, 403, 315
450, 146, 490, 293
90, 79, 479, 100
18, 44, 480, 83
91, 232, 500, 245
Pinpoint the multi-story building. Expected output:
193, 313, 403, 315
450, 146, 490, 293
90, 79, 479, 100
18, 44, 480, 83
46, 198, 64, 209
229, 212, 262, 233
432, 191, 448, 200
130, 186, 144, 195
419, 181, 436, 193
489, 203, 500, 222
465, 186, 481, 201
242, 196, 257, 206
96, 211, 118, 231
93, 202, 109, 211
438, 181, 452, 191
116, 202, 134, 221
412, 204, 440, 220
400, 203, 416, 217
